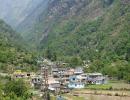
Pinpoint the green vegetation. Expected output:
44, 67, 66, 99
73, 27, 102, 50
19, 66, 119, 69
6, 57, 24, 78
50, 95, 56, 100
109, 80, 130, 90
0, 0, 129, 99
85, 84, 112, 90
63, 94, 85, 100
0, 78, 32, 100
0, 19, 37, 73
39, 0, 130, 82
13, 0, 130, 82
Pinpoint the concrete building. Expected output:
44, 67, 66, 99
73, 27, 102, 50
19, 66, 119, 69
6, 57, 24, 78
86, 73, 107, 85
68, 75, 85, 89
74, 67, 84, 75
31, 75, 42, 88
13, 70, 26, 78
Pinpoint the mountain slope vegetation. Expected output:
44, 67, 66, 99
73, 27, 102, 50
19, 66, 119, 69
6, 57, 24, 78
30, 0, 129, 60
1, 0, 129, 81
0, 19, 37, 72
17, 0, 130, 81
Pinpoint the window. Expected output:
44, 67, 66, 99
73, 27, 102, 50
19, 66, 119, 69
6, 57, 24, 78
73, 78, 75, 81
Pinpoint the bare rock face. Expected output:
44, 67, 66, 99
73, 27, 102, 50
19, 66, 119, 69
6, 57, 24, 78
47, 0, 92, 17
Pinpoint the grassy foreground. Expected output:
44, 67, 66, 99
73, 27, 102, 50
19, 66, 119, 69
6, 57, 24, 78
85, 84, 112, 90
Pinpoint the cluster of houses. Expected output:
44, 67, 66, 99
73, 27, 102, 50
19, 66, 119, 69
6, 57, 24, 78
12, 70, 35, 79
12, 62, 107, 92
51, 67, 107, 89
31, 67, 107, 91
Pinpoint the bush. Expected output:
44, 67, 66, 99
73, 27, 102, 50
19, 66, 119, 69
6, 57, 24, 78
4, 79, 29, 98
107, 93, 112, 96
109, 86, 113, 90
115, 93, 119, 96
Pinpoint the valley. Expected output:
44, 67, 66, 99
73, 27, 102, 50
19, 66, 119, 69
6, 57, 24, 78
0, 0, 130, 100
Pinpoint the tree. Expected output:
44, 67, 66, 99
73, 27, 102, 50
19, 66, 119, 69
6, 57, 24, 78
51, 52, 57, 61
45, 48, 52, 60
70, 56, 82, 67
126, 48, 130, 61
4, 80, 28, 97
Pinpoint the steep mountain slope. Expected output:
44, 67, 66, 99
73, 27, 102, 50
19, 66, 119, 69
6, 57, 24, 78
17, 0, 49, 44
17, 0, 130, 80
2, 0, 130, 80
17, 0, 49, 31
0, 19, 36, 72
0, 0, 45, 27
41, 0, 130, 61
17, 0, 112, 45
0, 19, 22, 47
17, 0, 130, 62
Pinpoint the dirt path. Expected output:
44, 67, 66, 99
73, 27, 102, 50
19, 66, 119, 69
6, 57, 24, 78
73, 90, 130, 96
69, 89, 130, 100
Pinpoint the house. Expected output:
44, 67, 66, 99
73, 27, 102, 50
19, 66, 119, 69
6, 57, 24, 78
13, 70, 36, 79
74, 67, 83, 75
81, 73, 88, 83
13, 70, 26, 78
88, 73, 103, 78
55, 69, 74, 85
52, 67, 74, 84
68, 75, 85, 89
59, 68, 75, 84
86, 73, 107, 85
48, 76, 70, 93
48, 76, 60, 91
94, 77, 107, 84
31, 75, 42, 88
48, 83, 60, 92
52, 67, 59, 78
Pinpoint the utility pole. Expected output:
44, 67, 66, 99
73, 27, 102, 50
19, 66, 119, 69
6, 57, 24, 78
41, 66, 50, 100
56, 62, 65, 100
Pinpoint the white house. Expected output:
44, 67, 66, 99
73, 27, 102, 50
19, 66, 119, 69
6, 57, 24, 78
68, 75, 85, 89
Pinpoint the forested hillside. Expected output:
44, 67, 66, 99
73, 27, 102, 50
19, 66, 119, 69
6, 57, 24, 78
47, 0, 130, 81
0, 19, 37, 73
0, 1, 130, 99
0, 0, 129, 81
17, 0, 130, 81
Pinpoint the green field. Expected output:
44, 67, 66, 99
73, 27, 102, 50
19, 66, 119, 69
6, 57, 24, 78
85, 80, 130, 90
85, 84, 112, 90
109, 80, 130, 90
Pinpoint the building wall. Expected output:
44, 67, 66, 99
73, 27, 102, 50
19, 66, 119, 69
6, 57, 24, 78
68, 83, 84, 89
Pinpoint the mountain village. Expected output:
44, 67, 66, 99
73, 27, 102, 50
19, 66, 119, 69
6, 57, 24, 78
11, 59, 108, 97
